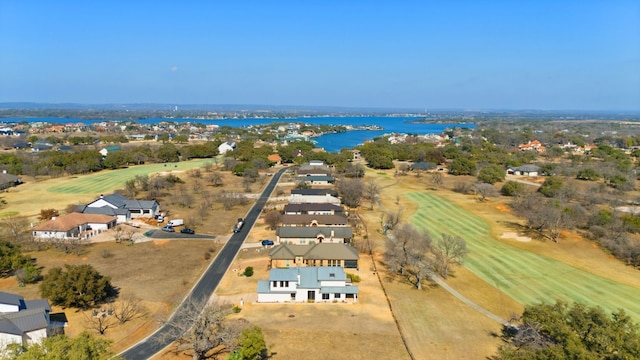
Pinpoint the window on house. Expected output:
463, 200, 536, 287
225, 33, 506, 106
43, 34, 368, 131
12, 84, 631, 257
329, 273, 335, 277
280, 281, 285, 287
322, 293, 330, 300
335, 293, 341, 299
284, 281, 289, 287
273, 281, 278, 287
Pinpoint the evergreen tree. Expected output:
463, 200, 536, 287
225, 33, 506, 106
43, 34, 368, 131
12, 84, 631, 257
40, 264, 115, 309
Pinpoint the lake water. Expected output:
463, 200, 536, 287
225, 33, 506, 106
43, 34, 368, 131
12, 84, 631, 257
2, 116, 473, 152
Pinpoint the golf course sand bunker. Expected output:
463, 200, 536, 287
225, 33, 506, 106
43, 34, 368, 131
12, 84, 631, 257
500, 232, 532, 242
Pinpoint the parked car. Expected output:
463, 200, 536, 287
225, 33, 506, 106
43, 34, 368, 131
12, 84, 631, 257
261, 239, 274, 246
180, 228, 195, 235
162, 225, 175, 232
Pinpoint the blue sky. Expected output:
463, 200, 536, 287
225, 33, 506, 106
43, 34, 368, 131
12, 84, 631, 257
1, 1, 638, 111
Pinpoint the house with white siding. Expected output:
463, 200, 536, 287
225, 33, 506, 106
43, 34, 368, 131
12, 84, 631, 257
283, 203, 345, 216
31, 213, 117, 240
80, 193, 160, 223
275, 226, 352, 245
506, 165, 541, 176
279, 214, 349, 227
257, 267, 358, 303
294, 175, 334, 185
268, 243, 359, 269
0, 292, 67, 353
218, 141, 236, 154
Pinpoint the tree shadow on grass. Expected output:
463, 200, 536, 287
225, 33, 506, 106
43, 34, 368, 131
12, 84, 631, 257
498, 221, 547, 242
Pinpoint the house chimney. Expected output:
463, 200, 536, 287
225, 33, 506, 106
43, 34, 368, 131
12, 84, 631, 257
100, 194, 104, 199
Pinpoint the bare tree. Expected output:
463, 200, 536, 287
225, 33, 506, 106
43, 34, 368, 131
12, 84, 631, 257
337, 178, 363, 209
123, 228, 137, 245
162, 300, 245, 360
217, 191, 248, 211
113, 293, 147, 324
386, 223, 434, 289
124, 179, 138, 197
385, 223, 418, 276
135, 174, 150, 191
431, 234, 469, 279
84, 309, 117, 335
512, 193, 574, 243
175, 185, 194, 208
206, 171, 224, 187
113, 226, 125, 244
0, 216, 30, 244
263, 209, 282, 230
364, 179, 380, 210
430, 172, 444, 188
472, 182, 499, 201
381, 207, 403, 233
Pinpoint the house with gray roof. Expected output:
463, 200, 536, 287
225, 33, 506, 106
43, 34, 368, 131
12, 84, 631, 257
297, 168, 331, 177
291, 189, 339, 197
283, 203, 344, 215
506, 165, 541, 176
268, 243, 359, 269
280, 214, 349, 227
0, 291, 67, 352
256, 266, 358, 303
83, 193, 160, 223
288, 194, 341, 205
294, 175, 335, 185
276, 226, 352, 244
0, 171, 21, 190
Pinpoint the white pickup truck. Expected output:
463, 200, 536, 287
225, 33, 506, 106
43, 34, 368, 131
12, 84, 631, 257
233, 218, 245, 233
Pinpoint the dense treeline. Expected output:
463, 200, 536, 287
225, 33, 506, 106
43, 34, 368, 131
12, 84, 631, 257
3, 120, 640, 267
493, 301, 640, 359
0, 141, 221, 177
355, 125, 640, 268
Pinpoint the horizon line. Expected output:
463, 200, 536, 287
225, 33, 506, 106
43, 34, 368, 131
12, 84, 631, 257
1, 101, 639, 114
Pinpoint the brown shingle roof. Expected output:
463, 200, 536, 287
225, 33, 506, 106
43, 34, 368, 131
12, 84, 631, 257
32, 213, 116, 231
268, 243, 359, 261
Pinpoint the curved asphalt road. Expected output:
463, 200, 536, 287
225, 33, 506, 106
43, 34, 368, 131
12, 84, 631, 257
121, 167, 288, 359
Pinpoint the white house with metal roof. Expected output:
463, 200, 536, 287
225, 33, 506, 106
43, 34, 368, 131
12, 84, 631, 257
82, 193, 160, 223
506, 165, 541, 176
257, 267, 358, 303
0, 292, 67, 353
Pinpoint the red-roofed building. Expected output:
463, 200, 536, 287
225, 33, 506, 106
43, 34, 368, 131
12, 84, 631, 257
518, 140, 546, 152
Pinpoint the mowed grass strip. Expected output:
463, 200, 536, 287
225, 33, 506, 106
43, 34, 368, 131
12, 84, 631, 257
406, 192, 640, 321
47, 159, 215, 194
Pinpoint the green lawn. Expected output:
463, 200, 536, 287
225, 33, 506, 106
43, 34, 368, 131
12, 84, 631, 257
407, 192, 640, 321
47, 159, 216, 194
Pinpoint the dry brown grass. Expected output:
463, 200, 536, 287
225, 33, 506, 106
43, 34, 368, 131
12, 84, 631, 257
6, 160, 639, 360
1, 240, 218, 353
356, 167, 640, 359
210, 251, 410, 360
0, 163, 263, 354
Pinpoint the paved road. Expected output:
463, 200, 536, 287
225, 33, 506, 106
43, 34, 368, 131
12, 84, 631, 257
120, 167, 288, 360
